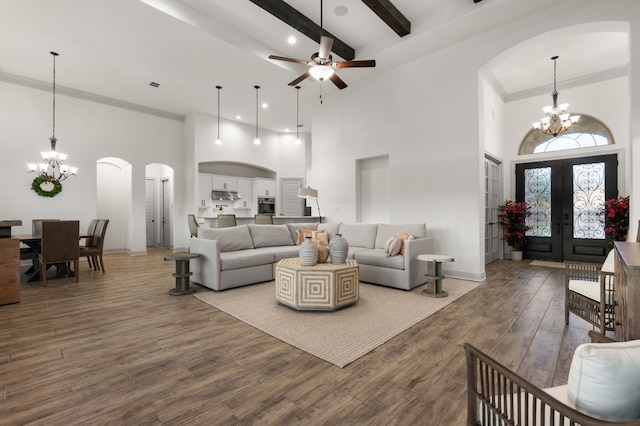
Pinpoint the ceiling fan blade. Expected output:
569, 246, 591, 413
329, 73, 348, 90
335, 59, 376, 69
269, 55, 309, 66
288, 72, 311, 86
318, 36, 334, 60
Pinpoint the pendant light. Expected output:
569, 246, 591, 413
295, 86, 301, 145
27, 51, 77, 196
532, 56, 580, 137
215, 85, 222, 145
254, 85, 261, 145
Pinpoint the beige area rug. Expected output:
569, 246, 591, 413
530, 260, 565, 268
194, 279, 480, 368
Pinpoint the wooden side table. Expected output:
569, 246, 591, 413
164, 252, 200, 296
417, 254, 454, 298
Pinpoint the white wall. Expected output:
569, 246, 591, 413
0, 81, 184, 254
309, 0, 640, 282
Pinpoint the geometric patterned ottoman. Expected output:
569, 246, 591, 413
275, 258, 359, 311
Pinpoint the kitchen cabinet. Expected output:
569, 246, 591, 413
234, 178, 253, 210
198, 173, 212, 208
254, 179, 276, 197
212, 175, 237, 191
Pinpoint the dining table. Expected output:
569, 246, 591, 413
14, 232, 90, 282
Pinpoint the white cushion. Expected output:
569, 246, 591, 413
567, 339, 640, 421
601, 249, 615, 274
197, 225, 254, 252
568, 279, 613, 304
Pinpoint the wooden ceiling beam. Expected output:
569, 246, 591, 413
361, 0, 411, 37
249, 0, 355, 61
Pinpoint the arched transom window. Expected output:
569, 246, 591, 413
519, 114, 614, 155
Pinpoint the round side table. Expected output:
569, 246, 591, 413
417, 254, 454, 298
164, 252, 200, 296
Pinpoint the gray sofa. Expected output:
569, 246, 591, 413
189, 222, 434, 291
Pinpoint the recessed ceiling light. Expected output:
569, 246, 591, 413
262, 102, 268, 109
334, 5, 348, 16
236, 115, 242, 120
285, 128, 290, 132
287, 35, 296, 44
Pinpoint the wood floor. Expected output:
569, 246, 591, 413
0, 249, 595, 425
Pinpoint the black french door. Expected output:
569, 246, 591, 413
515, 154, 618, 263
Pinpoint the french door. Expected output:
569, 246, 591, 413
515, 154, 618, 263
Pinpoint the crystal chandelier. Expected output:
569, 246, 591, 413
532, 55, 580, 137
27, 51, 78, 188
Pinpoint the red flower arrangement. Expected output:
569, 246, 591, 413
604, 195, 629, 245
498, 200, 532, 251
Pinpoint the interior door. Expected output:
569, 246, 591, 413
516, 154, 617, 262
161, 178, 171, 248
281, 178, 304, 216
484, 157, 501, 264
145, 178, 156, 247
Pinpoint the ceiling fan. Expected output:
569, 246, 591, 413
268, 1, 376, 90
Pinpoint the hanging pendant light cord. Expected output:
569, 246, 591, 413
51, 51, 58, 147
216, 85, 221, 141
296, 86, 300, 140
255, 85, 259, 139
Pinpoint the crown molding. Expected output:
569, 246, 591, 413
0, 71, 184, 122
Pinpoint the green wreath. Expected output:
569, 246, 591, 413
31, 175, 63, 197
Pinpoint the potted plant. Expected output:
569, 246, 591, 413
603, 195, 630, 248
498, 200, 531, 261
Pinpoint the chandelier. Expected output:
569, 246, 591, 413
532, 55, 580, 137
27, 51, 77, 193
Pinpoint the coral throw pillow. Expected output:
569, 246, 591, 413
397, 232, 414, 254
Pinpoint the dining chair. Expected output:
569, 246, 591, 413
80, 219, 99, 247
217, 214, 237, 228
39, 220, 80, 285
21, 219, 60, 267
187, 214, 199, 237
254, 214, 273, 225
79, 219, 109, 273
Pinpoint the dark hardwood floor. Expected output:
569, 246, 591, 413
0, 249, 594, 425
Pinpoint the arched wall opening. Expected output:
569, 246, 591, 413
97, 157, 132, 253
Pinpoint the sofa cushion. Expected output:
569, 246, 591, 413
219, 249, 274, 271
345, 246, 371, 260
255, 246, 300, 262
567, 339, 640, 421
355, 249, 405, 270
248, 224, 294, 248
198, 225, 254, 252
374, 224, 427, 249
318, 222, 341, 240
286, 223, 318, 244
339, 224, 378, 249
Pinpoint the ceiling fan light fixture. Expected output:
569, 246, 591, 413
309, 65, 334, 81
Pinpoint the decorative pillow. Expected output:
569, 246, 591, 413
197, 225, 254, 252
397, 232, 414, 254
247, 224, 294, 248
384, 236, 403, 257
567, 339, 640, 421
318, 222, 341, 240
286, 223, 319, 244
312, 230, 329, 246
296, 228, 326, 245
374, 223, 426, 249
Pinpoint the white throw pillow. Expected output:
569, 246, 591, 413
567, 339, 640, 421
384, 236, 402, 257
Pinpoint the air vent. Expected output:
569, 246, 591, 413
149, 82, 160, 88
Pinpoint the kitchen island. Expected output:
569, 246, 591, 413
200, 216, 322, 228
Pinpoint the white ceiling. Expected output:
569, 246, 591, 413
0, 0, 629, 133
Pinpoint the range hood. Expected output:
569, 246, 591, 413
211, 190, 242, 201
